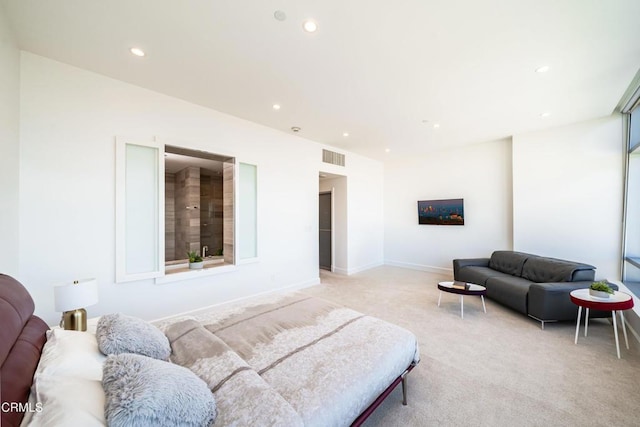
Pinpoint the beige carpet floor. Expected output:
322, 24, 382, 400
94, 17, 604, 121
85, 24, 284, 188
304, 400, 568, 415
301, 266, 640, 427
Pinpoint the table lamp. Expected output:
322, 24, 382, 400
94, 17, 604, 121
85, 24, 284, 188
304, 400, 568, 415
54, 278, 99, 331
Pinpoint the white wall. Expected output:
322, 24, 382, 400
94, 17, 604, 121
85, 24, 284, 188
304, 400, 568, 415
512, 115, 624, 280
0, 5, 20, 277
15, 51, 622, 325
384, 116, 625, 278
384, 138, 513, 272
318, 160, 384, 275
318, 157, 384, 275
348, 161, 384, 273
18, 52, 384, 325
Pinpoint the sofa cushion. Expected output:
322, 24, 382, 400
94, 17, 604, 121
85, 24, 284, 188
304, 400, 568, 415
571, 268, 596, 282
488, 251, 530, 277
528, 282, 617, 321
455, 266, 513, 287
521, 257, 595, 283
485, 276, 532, 315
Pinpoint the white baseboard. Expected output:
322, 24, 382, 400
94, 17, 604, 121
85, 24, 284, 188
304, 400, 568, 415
332, 266, 349, 275
151, 276, 320, 323
347, 261, 384, 275
625, 316, 640, 346
330, 261, 384, 276
384, 260, 452, 275
607, 280, 640, 346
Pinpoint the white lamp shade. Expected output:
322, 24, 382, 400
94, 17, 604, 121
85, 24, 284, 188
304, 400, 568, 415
54, 278, 99, 312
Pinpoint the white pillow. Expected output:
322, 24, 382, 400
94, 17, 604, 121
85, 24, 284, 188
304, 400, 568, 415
24, 328, 107, 426
27, 377, 105, 427
35, 328, 106, 380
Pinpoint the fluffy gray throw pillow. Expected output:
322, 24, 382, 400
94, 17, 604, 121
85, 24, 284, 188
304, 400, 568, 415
96, 313, 171, 360
103, 353, 217, 427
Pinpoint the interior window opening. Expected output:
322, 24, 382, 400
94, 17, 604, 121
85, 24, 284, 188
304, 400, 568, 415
164, 145, 235, 273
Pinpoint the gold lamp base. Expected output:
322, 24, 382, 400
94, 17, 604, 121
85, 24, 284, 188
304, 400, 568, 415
61, 308, 87, 331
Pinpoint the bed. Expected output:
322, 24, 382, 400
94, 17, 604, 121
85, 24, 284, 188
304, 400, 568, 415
1, 274, 419, 426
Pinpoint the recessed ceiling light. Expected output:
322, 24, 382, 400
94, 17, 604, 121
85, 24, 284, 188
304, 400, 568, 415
433, 123, 440, 129
272, 104, 281, 110
291, 126, 301, 132
540, 112, 551, 118
303, 20, 318, 33
274, 10, 287, 21
385, 148, 391, 153
130, 47, 145, 57
535, 65, 550, 73
343, 132, 349, 137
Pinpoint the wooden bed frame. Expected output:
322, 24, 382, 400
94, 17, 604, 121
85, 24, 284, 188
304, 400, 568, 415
0, 274, 416, 426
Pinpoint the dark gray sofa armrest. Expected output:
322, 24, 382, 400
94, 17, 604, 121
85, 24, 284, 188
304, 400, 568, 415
528, 281, 618, 322
453, 258, 489, 278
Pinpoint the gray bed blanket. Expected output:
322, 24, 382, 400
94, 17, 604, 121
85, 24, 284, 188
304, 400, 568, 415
162, 293, 419, 427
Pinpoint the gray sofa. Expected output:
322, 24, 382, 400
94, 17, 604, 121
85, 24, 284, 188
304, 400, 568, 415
453, 251, 615, 328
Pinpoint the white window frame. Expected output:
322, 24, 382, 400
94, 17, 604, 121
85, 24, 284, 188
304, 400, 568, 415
115, 137, 165, 282
238, 162, 258, 262
115, 137, 260, 283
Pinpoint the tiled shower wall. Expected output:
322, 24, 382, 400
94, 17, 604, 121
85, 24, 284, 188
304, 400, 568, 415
175, 166, 201, 259
166, 167, 225, 262
200, 173, 223, 255
165, 173, 176, 260
223, 161, 234, 264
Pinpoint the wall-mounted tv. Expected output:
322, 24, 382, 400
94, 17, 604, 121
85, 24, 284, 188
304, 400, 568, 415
417, 198, 464, 225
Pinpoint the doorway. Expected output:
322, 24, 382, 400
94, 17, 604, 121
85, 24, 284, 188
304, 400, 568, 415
319, 192, 332, 270
319, 172, 346, 273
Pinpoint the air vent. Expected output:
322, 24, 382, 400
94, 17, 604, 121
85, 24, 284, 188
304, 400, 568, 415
322, 149, 345, 167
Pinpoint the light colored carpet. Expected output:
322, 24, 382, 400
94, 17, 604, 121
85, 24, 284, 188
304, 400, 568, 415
301, 266, 640, 427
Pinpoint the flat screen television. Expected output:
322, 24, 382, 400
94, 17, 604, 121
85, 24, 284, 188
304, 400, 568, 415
417, 198, 464, 225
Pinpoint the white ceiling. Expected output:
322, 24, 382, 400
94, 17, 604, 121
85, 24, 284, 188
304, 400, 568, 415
3, 0, 640, 161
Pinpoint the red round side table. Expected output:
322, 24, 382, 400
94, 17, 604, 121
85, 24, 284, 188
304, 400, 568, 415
570, 288, 634, 359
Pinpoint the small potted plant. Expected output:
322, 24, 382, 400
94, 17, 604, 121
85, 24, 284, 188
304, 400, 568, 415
187, 251, 204, 270
589, 280, 614, 298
